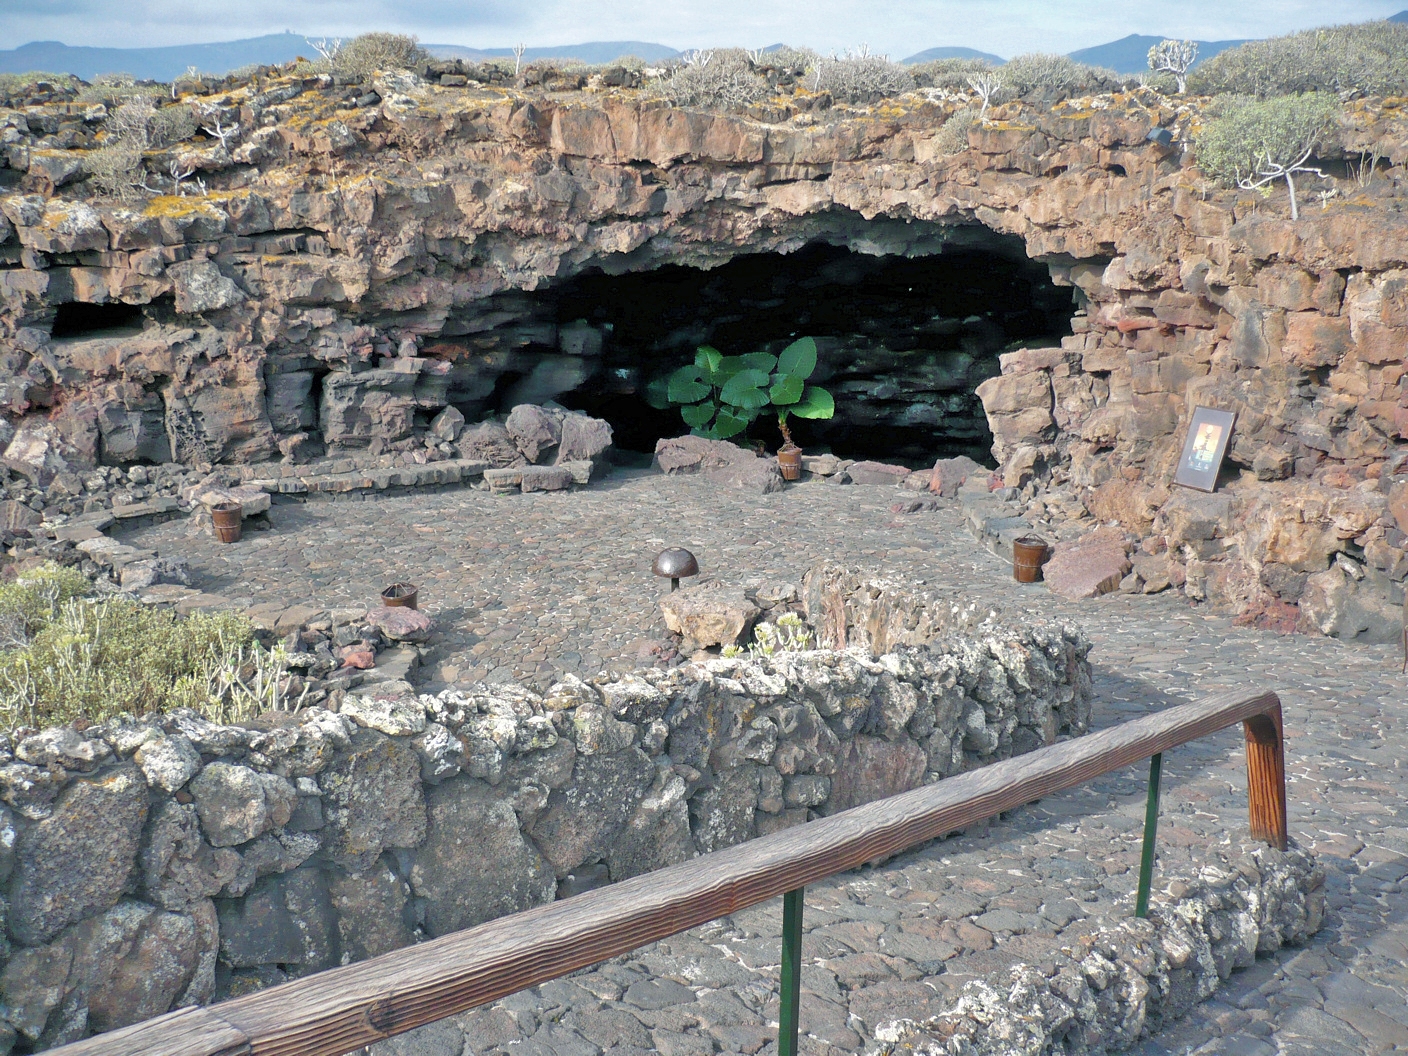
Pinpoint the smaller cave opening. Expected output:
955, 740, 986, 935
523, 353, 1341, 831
50, 300, 145, 339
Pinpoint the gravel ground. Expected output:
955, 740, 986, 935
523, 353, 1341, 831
124, 470, 1408, 1055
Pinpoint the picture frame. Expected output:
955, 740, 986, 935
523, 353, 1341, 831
1174, 406, 1236, 492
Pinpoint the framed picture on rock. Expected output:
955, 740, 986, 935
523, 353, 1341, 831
1174, 406, 1236, 492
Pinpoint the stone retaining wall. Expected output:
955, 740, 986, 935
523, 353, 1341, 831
869, 835, 1325, 1056
0, 612, 1089, 1051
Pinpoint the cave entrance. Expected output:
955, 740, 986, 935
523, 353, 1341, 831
50, 301, 145, 339
546, 239, 1073, 466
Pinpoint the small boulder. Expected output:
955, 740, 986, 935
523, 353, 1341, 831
428, 406, 465, 443
520, 465, 574, 492
653, 436, 785, 494
455, 421, 526, 468
365, 605, 435, 643
846, 461, 911, 486
1043, 527, 1132, 600
555, 411, 613, 464
120, 556, 192, 591
660, 584, 760, 652
340, 693, 428, 736
505, 405, 561, 463
929, 455, 988, 498
133, 735, 202, 793
167, 259, 246, 315
1, 499, 41, 530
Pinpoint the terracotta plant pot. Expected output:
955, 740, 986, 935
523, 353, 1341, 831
210, 502, 243, 544
381, 582, 420, 610
777, 443, 803, 482
1012, 536, 1049, 583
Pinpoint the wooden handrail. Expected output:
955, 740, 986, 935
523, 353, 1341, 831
49, 688, 1285, 1056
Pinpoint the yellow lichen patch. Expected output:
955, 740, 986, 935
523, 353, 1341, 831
141, 188, 248, 218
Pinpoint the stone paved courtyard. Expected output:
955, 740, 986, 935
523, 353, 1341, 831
122, 472, 1408, 1055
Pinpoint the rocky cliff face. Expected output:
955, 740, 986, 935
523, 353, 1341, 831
1, 70, 1406, 635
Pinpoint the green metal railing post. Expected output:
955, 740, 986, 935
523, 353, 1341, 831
778, 887, 804, 1056
1135, 752, 1163, 918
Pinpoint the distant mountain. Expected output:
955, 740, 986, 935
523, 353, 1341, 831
425, 41, 680, 64
0, 33, 313, 81
1067, 33, 1249, 73
1391, 10, 1408, 21
0, 34, 681, 81
901, 46, 1005, 65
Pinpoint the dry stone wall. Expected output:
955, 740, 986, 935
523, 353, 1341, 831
0, 601, 1089, 1052
869, 835, 1324, 1056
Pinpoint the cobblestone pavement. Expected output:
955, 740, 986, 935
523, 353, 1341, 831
123, 471, 1408, 1055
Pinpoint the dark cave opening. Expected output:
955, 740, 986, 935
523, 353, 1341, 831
50, 300, 145, 339
543, 241, 1074, 465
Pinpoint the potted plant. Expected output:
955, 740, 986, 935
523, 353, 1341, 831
653, 337, 834, 479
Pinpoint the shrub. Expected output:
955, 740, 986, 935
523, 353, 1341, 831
756, 45, 818, 76
333, 32, 429, 79
1001, 52, 1116, 98
1195, 93, 1340, 219
934, 107, 980, 154
665, 52, 769, 110
0, 567, 302, 729
0, 71, 80, 98
910, 58, 998, 92
1190, 20, 1408, 97
75, 73, 166, 107
811, 47, 915, 104
0, 563, 93, 647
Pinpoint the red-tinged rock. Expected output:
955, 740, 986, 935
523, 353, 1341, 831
846, 461, 911, 486
929, 456, 987, 498
338, 646, 376, 670
1043, 527, 1131, 601
366, 606, 435, 643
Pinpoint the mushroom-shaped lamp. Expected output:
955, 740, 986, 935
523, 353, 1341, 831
652, 548, 699, 592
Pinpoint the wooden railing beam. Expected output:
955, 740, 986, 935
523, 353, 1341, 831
47, 689, 1285, 1056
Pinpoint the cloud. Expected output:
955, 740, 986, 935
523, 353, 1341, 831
1, 0, 1404, 56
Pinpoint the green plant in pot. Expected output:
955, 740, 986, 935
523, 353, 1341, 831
651, 337, 834, 480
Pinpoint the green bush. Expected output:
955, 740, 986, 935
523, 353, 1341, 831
909, 58, 997, 92
0, 564, 300, 729
1001, 53, 1116, 97
332, 32, 429, 79
934, 107, 980, 154
1195, 93, 1340, 219
665, 51, 769, 110
0, 564, 93, 645
1190, 20, 1408, 97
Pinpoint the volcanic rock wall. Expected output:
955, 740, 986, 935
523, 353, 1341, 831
1, 74, 1406, 632
0, 609, 1089, 1050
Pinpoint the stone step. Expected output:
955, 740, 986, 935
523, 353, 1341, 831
249, 458, 489, 497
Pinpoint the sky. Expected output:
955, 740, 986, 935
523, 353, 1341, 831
1, 0, 1405, 58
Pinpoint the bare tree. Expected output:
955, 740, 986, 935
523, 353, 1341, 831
1236, 145, 1327, 220
512, 43, 527, 75
169, 157, 200, 196
305, 37, 343, 61
198, 104, 239, 151
1147, 39, 1198, 93
967, 71, 1003, 121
